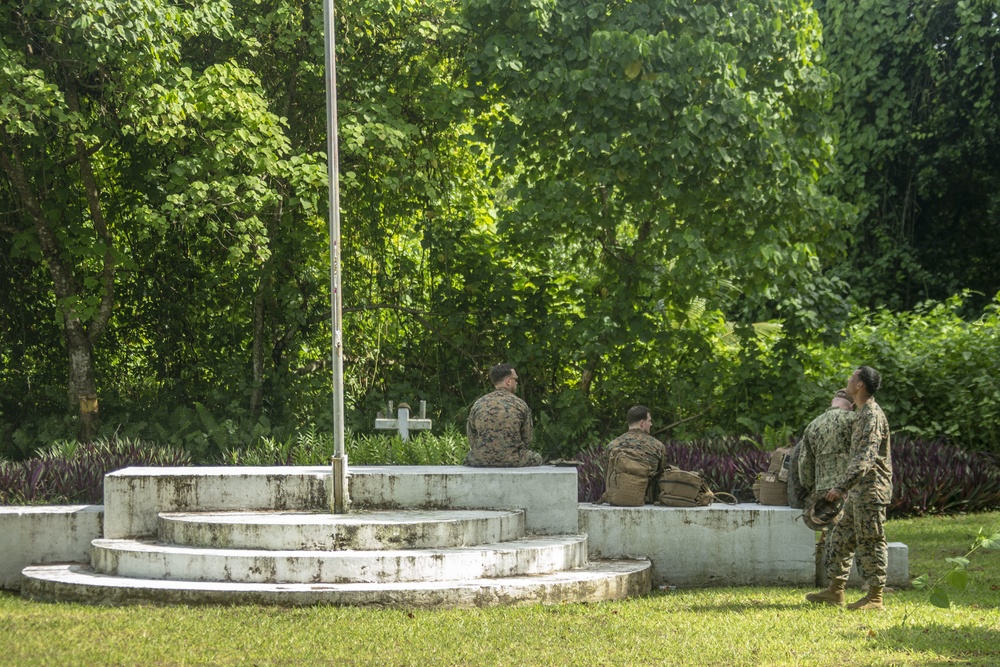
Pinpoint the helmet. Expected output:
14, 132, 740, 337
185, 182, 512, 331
802, 495, 845, 531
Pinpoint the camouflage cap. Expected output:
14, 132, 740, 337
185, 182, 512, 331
802, 495, 845, 531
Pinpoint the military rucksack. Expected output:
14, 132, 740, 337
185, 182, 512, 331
656, 467, 738, 507
753, 446, 792, 505
599, 448, 655, 507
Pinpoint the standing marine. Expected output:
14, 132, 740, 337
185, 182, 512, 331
806, 365, 893, 610
798, 388, 856, 502
464, 363, 543, 467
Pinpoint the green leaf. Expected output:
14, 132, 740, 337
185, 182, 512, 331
910, 573, 929, 589
929, 589, 951, 609
945, 557, 970, 568
945, 568, 969, 591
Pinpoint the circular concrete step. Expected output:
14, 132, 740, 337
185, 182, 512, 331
90, 535, 589, 584
21, 560, 652, 607
157, 509, 525, 551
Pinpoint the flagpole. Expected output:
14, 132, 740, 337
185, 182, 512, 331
323, 0, 349, 513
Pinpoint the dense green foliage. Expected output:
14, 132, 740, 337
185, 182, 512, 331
819, 0, 1000, 311
2, 0, 999, 465
797, 293, 1000, 451
1, 0, 327, 450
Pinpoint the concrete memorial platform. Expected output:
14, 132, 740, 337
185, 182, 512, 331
9, 465, 909, 605
20, 466, 650, 607
100, 465, 578, 538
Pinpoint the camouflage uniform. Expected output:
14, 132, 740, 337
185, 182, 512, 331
798, 406, 856, 497
602, 428, 666, 504
464, 388, 542, 467
825, 399, 893, 587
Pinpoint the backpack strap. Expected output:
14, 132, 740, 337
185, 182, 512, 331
711, 492, 740, 506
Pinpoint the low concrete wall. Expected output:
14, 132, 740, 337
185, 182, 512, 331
0, 505, 103, 590
579, 503, 911, 589
104, 466, 579, 538
579, 503, 818, 587
350, 466, 578, 535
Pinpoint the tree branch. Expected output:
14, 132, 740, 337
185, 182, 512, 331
343, 303, 479, 365
65, 82, 115, 344
0, 128, 77, 301
653, 409, 708, 437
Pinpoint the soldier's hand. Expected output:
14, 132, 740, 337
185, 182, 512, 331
825, 488, 843, 502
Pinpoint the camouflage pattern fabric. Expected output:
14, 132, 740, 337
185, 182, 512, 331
835, 399, 892, 505
798, 406, 856, 496
602, 429, 666, 504
824, 500, 888, 588
825, 398, 892, 588
464, 388, 541, 467
605, 429, 666, 476
786, 442, 807, 508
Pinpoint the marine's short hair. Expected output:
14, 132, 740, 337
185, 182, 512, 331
856, 366, 882, 395
832, 388, 854, 410
626, 405, 650, 427
489, 363, 516, 385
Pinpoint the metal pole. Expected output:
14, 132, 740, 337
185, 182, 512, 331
324, 0, 348, 513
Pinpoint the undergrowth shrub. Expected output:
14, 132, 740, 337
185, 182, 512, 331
0, 437, 191, 505
890, 437, 1000, 517
219, 425, 470, 466
800, 292, 1000, 455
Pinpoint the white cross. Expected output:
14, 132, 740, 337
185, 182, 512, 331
374, 401, 432, 441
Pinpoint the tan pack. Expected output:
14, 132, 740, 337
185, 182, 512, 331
600, 449, 653, 507
753, 471, 789, 505
768, 446, 793, 482
657, 467, 738, 507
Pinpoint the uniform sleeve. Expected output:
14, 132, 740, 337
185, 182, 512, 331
520, 405, 533, 447
798, 434, 815, 492
836, 410, 880, 494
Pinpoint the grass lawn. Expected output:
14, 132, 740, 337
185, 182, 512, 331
1, 512, 997, 666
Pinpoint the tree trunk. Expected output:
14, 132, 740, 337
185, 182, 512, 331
1, 127, 109, 440
250, 270, 268, 422
66, 320, 100, 440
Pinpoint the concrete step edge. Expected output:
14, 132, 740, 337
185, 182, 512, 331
156, 509, 526, 551
21, 560, 653, 608
90, 535, 591, 583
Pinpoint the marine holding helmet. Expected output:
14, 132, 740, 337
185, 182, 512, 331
805, 366, 893, 611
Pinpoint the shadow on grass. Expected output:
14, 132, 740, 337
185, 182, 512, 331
654, 596, 807, 613
873, 622, 1000, 664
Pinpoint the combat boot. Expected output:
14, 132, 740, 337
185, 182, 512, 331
847, 586, 884, 610
805, 578, 846, 606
